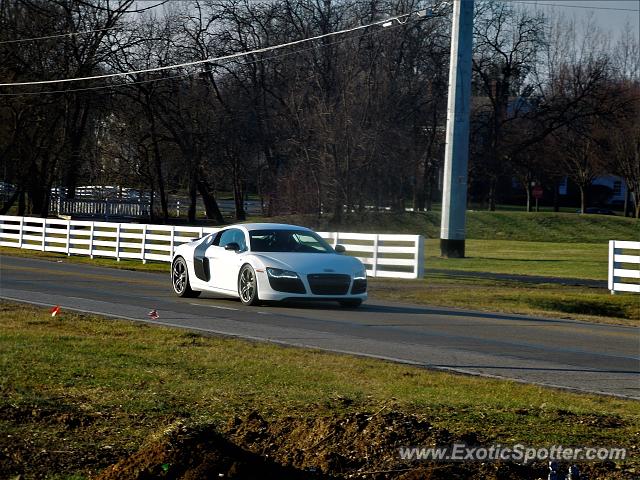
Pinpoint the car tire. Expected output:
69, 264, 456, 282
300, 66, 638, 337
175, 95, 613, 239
172, 256, 201, 298
238, 264, 260, 306
339, 299, 362, 308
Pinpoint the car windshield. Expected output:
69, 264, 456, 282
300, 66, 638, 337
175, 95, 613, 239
249, 229, 334, 253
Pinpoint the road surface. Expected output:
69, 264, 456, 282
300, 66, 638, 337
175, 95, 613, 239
1, 255, 638, 399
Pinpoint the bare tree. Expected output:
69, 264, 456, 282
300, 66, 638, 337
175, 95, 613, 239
471, 0, 546, 210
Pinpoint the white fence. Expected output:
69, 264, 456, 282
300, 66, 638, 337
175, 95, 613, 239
51, 197, 149, 218
49, 196, 262, 219
608, 240, 640, 294
0, 215, 424, 279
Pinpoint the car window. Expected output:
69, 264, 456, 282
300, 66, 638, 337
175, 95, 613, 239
292, 233, 328, 252
215, 228, 246, 250
249, 229, 332, 253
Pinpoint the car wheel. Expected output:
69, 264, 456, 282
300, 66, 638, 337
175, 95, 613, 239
339, 299, 362, 308
238, 264, 260, 306
172, 257, 200, 298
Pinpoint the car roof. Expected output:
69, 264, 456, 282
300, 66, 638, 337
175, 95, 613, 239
231, 223, 314, 232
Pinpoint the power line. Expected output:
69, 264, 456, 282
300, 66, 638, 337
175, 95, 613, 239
509, 1, 639, 12
0, 9, 439, 88
0, 19, 407, 96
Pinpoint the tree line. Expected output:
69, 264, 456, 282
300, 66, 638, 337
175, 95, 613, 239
0, 0, 638, 222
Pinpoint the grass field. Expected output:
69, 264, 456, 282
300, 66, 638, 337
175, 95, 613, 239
258, 211, 638, 244
1, 301, 638, 479
425, 239, 609, 280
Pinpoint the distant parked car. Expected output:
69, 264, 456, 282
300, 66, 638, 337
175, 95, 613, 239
171, 223, 367, 307
0, 181, 15, 194
577, 207, 615, 215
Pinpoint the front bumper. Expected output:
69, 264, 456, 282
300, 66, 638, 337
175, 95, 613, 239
258, 271, 367, 302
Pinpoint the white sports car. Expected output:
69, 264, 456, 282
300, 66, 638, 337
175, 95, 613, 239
171, 223, 367, 307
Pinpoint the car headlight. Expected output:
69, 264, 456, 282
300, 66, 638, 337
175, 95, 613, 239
354, 269, 367, 280
266, 268, 299, 279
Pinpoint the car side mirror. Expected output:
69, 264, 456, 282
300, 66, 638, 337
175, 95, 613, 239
225, 242, 240, 251
335, 244, 346, 254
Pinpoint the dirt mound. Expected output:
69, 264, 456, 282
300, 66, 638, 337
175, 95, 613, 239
93, 411, 528, 480
95, 410, 635, 480
224, 409, 452, 476
95, 419, 325, 480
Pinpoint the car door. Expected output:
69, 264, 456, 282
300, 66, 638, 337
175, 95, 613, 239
207, 228, 247, 292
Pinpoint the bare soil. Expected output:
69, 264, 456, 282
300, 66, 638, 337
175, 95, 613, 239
2, 402, 635, 480
91, 410, 633, 480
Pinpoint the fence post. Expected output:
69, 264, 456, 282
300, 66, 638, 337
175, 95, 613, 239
17, 217, 24, 248
66, 219, 71, 256
170, 225, 176, 259
415, 235, 425, 279
41, 218, 47, 251
115, 223, 121, 261
89, 221, 95, 258
141, 224, 147, 264
608, 240, 616, 295
372, 234, 379, 277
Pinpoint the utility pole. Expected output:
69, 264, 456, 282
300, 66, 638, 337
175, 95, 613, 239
440, 0, 474, 258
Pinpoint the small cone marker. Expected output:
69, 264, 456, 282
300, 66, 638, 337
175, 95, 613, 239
50, 305, 61, 317
148, 309, 159, 320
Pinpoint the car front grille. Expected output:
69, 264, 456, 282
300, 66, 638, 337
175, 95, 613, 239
351, 279, 367, 294
267, 276, 306, 294
307, 274, 351, 295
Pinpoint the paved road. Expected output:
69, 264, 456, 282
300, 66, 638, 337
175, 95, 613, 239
1, 255, 638, 399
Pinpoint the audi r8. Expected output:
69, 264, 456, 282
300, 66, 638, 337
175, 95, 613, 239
171, 223, 367, 307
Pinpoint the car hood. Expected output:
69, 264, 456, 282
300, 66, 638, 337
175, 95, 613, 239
252, 252, 363, 274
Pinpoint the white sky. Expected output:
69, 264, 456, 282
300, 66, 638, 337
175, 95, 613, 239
134, 0, 640, 41
513, 0, 639, 38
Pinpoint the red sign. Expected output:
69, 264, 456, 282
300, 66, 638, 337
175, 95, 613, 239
533, 186, 543, 200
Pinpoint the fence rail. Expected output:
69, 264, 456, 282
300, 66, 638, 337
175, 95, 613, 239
608, 240, 640, 294
0, 215, 424, 279
49, 196, 262, 219
51, 197, 149, 218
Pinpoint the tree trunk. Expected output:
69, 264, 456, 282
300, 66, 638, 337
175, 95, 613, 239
197, 179, 225, 224
63, 102, 90, 199
18, 190, 26, 216
413, 157, 424, 212
331, 199, 342, 224
149, 111, 168, 222
188, 175, 197, 223
525, 184, 532, 212
579, 185, 587, 214
553, 181, 560, 212
426, 173, 433, 212
233, 176, 246, 221
488, 178, 497, 211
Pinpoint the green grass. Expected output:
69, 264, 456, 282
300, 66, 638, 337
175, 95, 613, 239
256, 211, 638, 244
425, 239, 609, 280
1, 301, 639, 479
